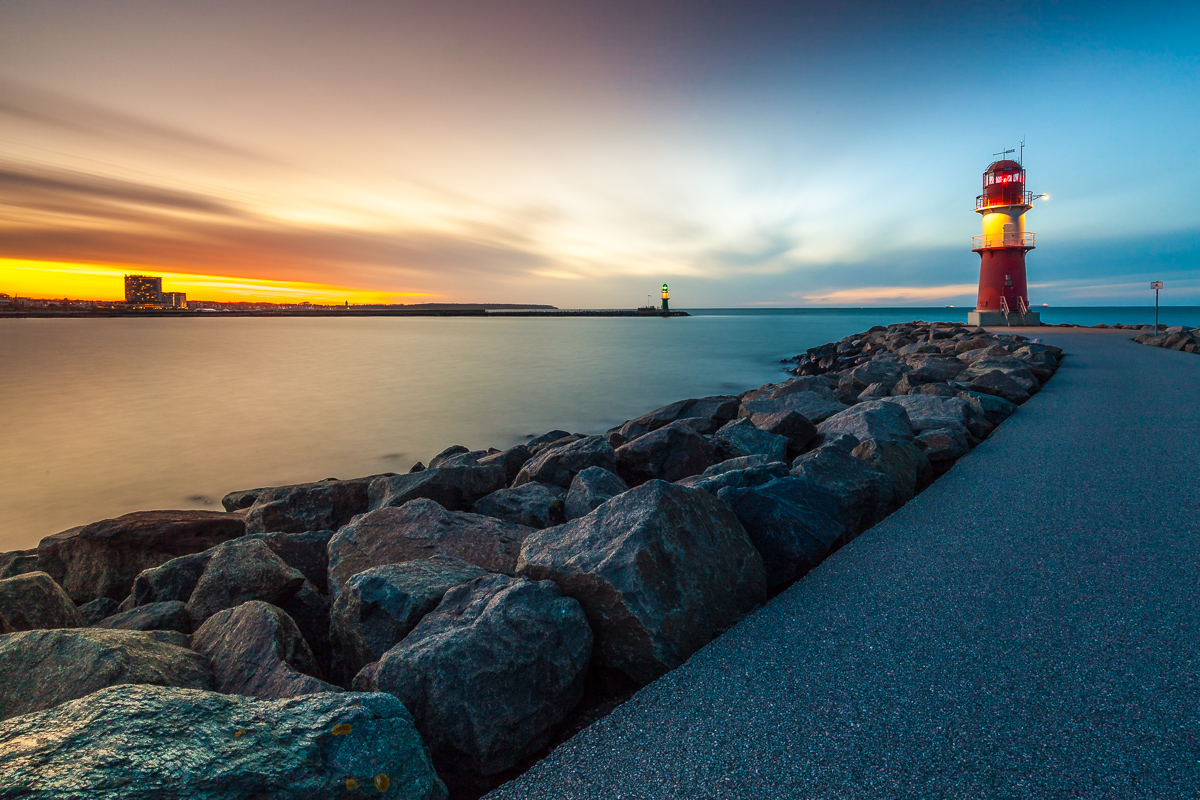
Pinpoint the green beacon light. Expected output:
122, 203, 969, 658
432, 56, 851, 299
661, 283, 669, 312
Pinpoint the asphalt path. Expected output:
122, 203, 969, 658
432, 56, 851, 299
489, 329, 1200, 800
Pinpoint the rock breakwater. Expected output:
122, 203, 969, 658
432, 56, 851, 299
0, 321, 1062, 799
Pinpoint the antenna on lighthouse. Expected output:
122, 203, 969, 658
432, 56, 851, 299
994, 147, 1015, 159
1019, 137, 1026, 166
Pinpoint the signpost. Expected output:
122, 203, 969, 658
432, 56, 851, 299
1151, 281, 1163, 334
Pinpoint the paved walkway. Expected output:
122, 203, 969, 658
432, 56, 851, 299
490, 329, 1200, 799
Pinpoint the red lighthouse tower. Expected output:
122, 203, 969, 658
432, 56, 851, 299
967, 156, 1041, 326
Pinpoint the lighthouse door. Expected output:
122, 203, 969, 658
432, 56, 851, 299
1002, 222, 1017, 246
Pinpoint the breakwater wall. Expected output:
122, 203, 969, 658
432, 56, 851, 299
0, 320, 1059, 799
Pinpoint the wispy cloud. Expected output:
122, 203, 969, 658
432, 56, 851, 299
799, 284, 978, 305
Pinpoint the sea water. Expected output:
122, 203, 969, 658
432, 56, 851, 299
1, 306, 1196, 549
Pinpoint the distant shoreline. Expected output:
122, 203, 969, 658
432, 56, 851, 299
0, 308, 691, 319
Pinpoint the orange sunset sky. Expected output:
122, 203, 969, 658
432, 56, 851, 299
2, 1, 1200, 306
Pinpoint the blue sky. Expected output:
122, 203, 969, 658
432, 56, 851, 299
0, 0, 1197, 305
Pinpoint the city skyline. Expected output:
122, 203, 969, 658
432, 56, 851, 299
2, 1, 1199, 306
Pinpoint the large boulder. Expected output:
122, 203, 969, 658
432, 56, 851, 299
186, 539, 306, 629
903, 354, 965, 384
564, 466, 628, 520
879, 395, 972, 434
717, 477, 846, 586
367, 464, 508, 512
790, 446, 895, 539
968, 369, 1031, 404
241, 476, 389, 535
0, 571, 84, 633
917, 426, 972, 467
472, 482, 566, 529
331, 556, 489, 683
0, 628, 212, 721
94, 601, 191, 634
739, 391, 848, 424
959, 356, 1041, 391
517, 480, 766, 684
614, 395, 740, 440
278, 581, 333, 679
327, 500, 531, 598
816, 400, 914, 443
247, 530, 335, 592
713, 418, 789, 462
192, 601, 337, 700
0, 685, 447, 800
78, 597, 120, 626
614, 421, 721, 485
851, 438, 932, 504
129, 550, 213, 607
353, 574, 592, 777
747, 410, 818, 458
0, 549, 38, 580
36, 510, 246, 604
477, 444, 533, 484
959, 389, 1017, 426
838, 359, 907, 393
676, 456, 789, 495
512, 435, 618, 489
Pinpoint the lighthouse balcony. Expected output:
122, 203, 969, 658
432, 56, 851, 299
972, 232, 1035, 250
976, 191, 1033, 210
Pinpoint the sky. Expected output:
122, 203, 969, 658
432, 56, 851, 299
1, 0, 1198, 307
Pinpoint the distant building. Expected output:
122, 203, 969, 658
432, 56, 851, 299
163, 291, 187, 308
125, 275, 163, 305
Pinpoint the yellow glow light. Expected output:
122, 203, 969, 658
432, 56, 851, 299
0, 259, 428, 304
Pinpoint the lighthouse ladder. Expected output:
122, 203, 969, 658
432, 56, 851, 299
1000, 296, 1012, 326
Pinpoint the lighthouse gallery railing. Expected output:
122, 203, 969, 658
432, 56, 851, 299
972, 232, 1035, 249
976, 191, 1034, 210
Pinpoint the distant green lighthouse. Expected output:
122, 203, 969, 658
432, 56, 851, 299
661, 283, 669, 312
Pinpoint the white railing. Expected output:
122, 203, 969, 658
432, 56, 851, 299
972, 232, 1035, 249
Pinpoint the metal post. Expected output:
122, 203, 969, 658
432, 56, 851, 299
1151, 281, 1163, 335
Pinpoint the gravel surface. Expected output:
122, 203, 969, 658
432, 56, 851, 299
487, 329, 1200, 800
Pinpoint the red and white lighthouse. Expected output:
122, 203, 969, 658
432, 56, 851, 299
967, 157, 1041, 326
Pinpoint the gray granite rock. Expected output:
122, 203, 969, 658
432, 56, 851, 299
36, 510, 246, 604
0, 571, 84, 633
816, 400, 914, 443
331, 556, 489, 683
367, 464, 508, 512
94, 600, 191, 634
564, 466, 629, 520
614, 421, 721, 485
472, 482, 567, 529
354, 574, 592, 777
513, 435, 618, 489
714, 418, 789, 462
851, 438, 932, 504
790, 446, 895, 540
327, 499, 531, 598
517, 480, 765, 684
78, 596, 120, 626
186, 539, 306, 629
717, 477, 846, 586
192, 601, 337, 699
739, 391, 849, 424
0, 685, 447, 800
0, 628, 212, 721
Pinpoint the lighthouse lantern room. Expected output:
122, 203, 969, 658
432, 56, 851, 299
967, 155, 1042, 327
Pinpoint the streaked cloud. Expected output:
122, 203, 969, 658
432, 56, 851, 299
0, 1, 1198, 306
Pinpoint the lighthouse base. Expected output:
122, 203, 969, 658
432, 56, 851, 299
968, 310, 1041, 327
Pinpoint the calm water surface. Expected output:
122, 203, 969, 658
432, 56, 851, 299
1, 306, 1195, 550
